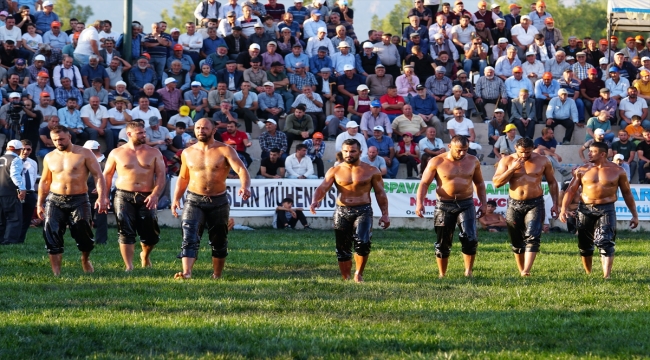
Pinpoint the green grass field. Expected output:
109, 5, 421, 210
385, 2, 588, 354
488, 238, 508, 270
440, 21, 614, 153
1, 227, 649, 359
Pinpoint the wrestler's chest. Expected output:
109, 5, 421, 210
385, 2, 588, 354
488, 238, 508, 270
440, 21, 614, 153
48, 155, 86, 173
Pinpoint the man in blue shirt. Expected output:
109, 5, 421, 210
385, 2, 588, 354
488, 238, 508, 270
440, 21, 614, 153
366, 126, 399, 178
534, 71, 559, 124
34, 1, 59, 35
546, 88, 578, 145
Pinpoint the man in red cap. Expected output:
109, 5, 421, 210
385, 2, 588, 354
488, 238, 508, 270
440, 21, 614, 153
579, 67, 605, 117
42, 20, 70, 50
534, 71, 559, 122
26, 71, 54, 104
609, 35, 619, 52
302, 131, 326, 178
167, 43, 196, 77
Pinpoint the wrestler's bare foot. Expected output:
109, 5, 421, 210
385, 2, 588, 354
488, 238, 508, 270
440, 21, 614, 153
438, 273, 446, 278
124, 266, 133, 272
464, 270, 473, 277
354, 272, 363, 283
82, 260, 94, 273
140, 252, 152, 268
174, 272, 191, 279
211, 273, 222, 279
520, 271, 531, 277
603, 275, 611, 280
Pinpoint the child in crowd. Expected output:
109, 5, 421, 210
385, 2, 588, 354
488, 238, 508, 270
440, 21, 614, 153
625, 115, 644, 145
478, 200, 507, 232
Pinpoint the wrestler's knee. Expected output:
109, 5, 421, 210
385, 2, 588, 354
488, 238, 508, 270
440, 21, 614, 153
435, 244, 451, 258
460, 238, 478, 256
511, 245, 525, 254
579, 247, 595, 257
336, 248, 352, 262
354, 239, 371, 257
211, 239, 228, 258
118, 236, 137, 245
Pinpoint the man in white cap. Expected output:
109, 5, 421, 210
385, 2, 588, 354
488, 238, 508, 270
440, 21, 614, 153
356, 42, 381, 77
546, 87, 578, 145
236, 43, 261, 71
305, 26, 334, 57
248, 23, 273, 52
303, 9, 327, 39
511, 14, 538, 60
522, 50, 544, 86
335, 120, 367, 153
331, 41, 356, 76
81, 139, 108, 245
0, 139, 26, 245
336, 63, 364, 110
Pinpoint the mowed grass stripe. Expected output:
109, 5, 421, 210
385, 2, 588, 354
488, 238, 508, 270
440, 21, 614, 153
0, 228, 649, 358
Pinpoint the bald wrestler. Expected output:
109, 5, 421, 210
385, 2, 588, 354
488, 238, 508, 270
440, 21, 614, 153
416, 135, 487, 278
172, 118, 251, 279
37, 125, 109, 276
560, 142, 638, 279
103, 121, 166, 271
310, 139, 390, 283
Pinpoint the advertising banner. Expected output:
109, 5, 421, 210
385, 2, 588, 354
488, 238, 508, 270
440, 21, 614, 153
169, 178, 648, 220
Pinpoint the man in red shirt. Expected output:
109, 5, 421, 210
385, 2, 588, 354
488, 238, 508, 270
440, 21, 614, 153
221, 121, 253, 167
379, 85, 405, 122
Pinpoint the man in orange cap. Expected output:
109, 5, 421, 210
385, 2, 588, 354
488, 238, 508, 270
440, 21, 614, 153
42, 20, 70, 50
303, 131, 326, 178
633, 70, 650, 107
474, 0, 494, 29
528, 1, 551, 31
609, 35, 619, 52
621, 36, 639, 60
542, 17, 563, 49
505, 3, 522, 30
534, 71, 559, 121
26, 71, 54, 104
635, 35, 645, 52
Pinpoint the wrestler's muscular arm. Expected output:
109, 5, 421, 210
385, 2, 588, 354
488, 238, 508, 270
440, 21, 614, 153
618, 167, 639, 229
559, 166, 585, 222
172, 151, 190, 218
415, 157, 439, 217
371, 170, 390, 229
36, 154, 53, 220
310, 167, 337, 214
144, 151, 167, 209
85, 149, 108, 213
492, 156, 522, 188
102, 150, 118, 191
472, 158, 487, 218
223, 145, 251, 200
542, 157, 559, 218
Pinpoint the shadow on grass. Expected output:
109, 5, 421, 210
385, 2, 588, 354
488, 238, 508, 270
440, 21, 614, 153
0, 309, 648, 358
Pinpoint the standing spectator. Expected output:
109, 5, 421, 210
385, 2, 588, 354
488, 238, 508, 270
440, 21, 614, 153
143, 22, 171, 82
374, 33, 401, 80
303, 131, 326, 178
73, 20, 101, 66
0, 139, 25, 244
265, 0, 286, 22
178, 22, 203, 67
194, 0, 222, 26
511, 15, 538, 60
17, 139, 36, 243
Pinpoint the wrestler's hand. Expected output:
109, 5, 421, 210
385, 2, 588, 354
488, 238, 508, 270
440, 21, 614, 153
144, 194, 159, 210
558, 209, 568, 223
238, 186, 251, 201
510, 157, 525, 171
630, 216, 639, 229
95, 197, 109, 214
309, 201, 319, 214
37, 205, 45, 220
172, 200, 181, 217
476, 204, 487, 218
415, 203, 425, 218
550, 204, 559, 219
379, 214, 390, 229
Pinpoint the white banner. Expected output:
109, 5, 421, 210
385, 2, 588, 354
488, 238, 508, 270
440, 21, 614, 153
169, 178, 649, 220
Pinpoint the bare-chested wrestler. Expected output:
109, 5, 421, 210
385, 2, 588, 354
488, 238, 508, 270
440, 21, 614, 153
37, 125, 108, 276
310, 139, 390, 283
559, 142, 638, 279
415, 135, 487, 278
171, 118, 251, 279
493, 137, 559, 276
103, 121, 166, 271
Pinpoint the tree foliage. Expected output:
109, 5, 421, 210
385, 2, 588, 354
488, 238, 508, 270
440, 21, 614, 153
161, 0, 200, 30
55, 0, 93, 29
375, 0, 610, 40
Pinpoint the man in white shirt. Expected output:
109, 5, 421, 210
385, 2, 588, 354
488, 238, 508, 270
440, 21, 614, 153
107, 96, 132, 140
80, 95, 113, 151
130, 96, 162, 123
335, 120, 368, 153
178, 22, 203, 68
73, 20, 101, 66
305, 27, 334, 57
53, 55, 84, 89
443, 85, 468, 120
220, 0, 244, 19
511, 15, 538, 61
194, 0, 222, 26
285, 144, 317, 179
18, 139, 37, 244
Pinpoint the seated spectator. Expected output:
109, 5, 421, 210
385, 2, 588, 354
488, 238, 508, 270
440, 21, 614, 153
57, 97, 87, 144
275, 197, 311, 229
242, 56, 267, 92
366, 125, 398, 178
475, 66, 508, 121
479, 200, 507, 232
106, 96, 131, 140
346, 84, 373, 123
216, 60, 244, 92
365, 65, 392, 98
145, 116, 174, 160
486, 108, 508, 157
108, 81, 133, 109
285, 144, 317, 179
212, 100, 237, 134
267, 61, 294, 112
491, 38, 510, 63
80, 96, 113, 152
592, 88, 617, 123
284, 103, 314, 150
291, 86, 325, 131
424, 66, 453, 105
167, 105, 194, 134
315, 67, 338, 108
522, 50, 545, 86
544, 50, 569, 79
221, 120, 253, 167
418, 126, 445, 166
494, 46, 522, 81
303, 131, 326, 178
633, 69, 650, 107
127, 56, 157, 95
545, 88, 578, 145
322, 104, 346, 140
504, 66, 533, 105
6, 58, 29, 87
195, 64, 219, 92
463, 35, 489, 75
53, 77, 82, 108
619, 87, 649, 129
395, 65, 419, 103
257, 147, 286, 179
391, 104, 427, 143
625, 115, 644, 144
379, 86, 404, 122
361, 145, 387, 177
533, 127, 571, 177
557, 68, 585, 125
27, 54, 49, 84
258, 81, 285, 121
578, 129, 612, 162
200, 27, 227, 59
25, 72, 53, 105
510, 88, 536, 139
167, 44, 195, 76
106, 57, 132, 90
305, 27, 334, 57
579, 68, 605, 118
359, 100, 391, 139
335, 120, 367, 153
395, 132, 420, 179
534, 71, 559, 123
260, 119, 288, 159
80, 55, 109, 89
83, 78, 109, 106
611, 130, 637, 182
288, 62, 317, 95
430, 33, 459, 64
309, 46, 332, 77
130, 96, 162, 124
335, 63, 363, 107
612, 153, 631, 181
37, 115, 59, 157
98, 38, 121, 68
605, 66, 630, 103
205, 44, 230, 76
184, 81, 209, 120
43, 20, 69, 50
35, 92, 57, 123
157, 78, 183, 121
442, 85, 468, 121
528, 34, 555, 64
447, 106, 477, 155
493, 123, 522, 160
585, 112, 614, 143
52, 55, 83, 89
168, 121, 196, 158
284, 44, 310, 74
411, 84, 441, 132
